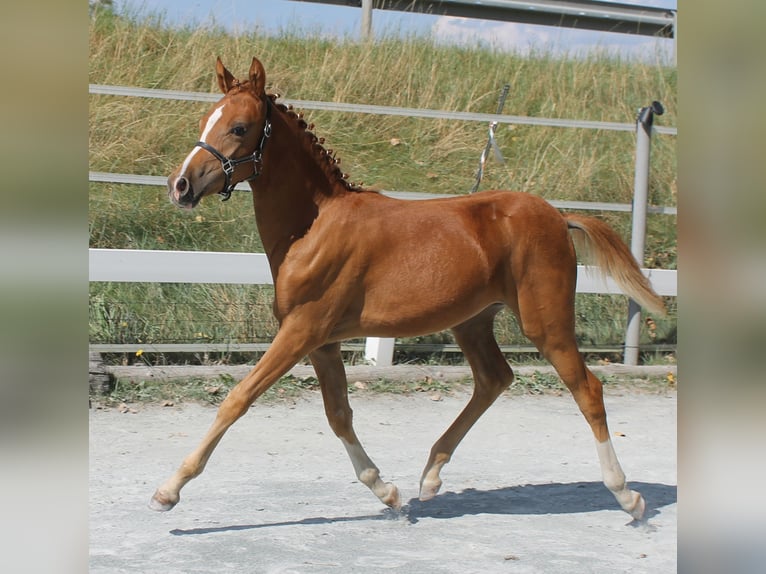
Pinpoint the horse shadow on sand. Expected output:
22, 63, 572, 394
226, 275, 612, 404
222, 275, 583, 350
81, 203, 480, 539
170, 480, 676, 536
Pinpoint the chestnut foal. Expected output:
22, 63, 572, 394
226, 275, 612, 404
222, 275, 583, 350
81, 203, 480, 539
151, 57, 665, 520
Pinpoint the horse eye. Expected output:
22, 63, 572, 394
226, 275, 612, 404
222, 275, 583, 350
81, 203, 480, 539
231, 126, 247, 137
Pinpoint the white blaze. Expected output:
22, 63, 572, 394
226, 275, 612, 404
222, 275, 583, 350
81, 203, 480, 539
179, 104, 226, 177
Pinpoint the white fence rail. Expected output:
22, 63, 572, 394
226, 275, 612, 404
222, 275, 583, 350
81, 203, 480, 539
89, 170, 676, 215
88, 248, 677, 295
88, 84, 677, 136
88, 248, 676, 365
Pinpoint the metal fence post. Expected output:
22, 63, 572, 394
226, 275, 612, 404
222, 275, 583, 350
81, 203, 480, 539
624, 101, 663, 365
361, 0, 372, 40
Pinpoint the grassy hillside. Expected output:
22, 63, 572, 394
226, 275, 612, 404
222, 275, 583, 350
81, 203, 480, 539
88, 9, 677, 364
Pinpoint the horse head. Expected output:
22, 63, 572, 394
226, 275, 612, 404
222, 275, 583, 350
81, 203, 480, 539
167, 57, 271, 208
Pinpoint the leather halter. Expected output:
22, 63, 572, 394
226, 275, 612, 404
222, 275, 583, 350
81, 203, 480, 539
193, 97, 272, 201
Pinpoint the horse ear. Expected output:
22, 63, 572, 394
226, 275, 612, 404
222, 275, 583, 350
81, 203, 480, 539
215, 57, 236, 94
248, 57, 266, 96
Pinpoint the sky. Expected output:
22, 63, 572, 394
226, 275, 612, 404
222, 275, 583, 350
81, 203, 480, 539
116, 0, 677, 63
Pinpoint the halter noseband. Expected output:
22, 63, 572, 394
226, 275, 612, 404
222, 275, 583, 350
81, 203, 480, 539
193, 97, 273, 201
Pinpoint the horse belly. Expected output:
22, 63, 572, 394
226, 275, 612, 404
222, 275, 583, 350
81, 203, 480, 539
357, 252, 501, 337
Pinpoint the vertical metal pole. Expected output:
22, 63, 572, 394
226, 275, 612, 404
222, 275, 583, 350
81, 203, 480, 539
361, 0, 372, 40
672, 11, 677, 68
624, 101, 663, 365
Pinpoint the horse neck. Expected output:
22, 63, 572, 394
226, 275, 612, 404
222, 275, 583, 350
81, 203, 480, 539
249, 106, 339, 271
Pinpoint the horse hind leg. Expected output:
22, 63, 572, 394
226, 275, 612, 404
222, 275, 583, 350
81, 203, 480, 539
309, 343, 401, 509
516, 284, 645, 520
419, 305, 513, 501
556, 356, 645, 520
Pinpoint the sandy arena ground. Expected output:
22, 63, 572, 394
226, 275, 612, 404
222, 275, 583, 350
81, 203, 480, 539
90, 388, 676, 573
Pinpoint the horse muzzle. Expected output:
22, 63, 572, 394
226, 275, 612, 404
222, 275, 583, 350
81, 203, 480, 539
168, 174, 200, 209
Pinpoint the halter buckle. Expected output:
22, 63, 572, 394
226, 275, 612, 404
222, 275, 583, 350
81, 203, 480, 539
220, 157, 235, 176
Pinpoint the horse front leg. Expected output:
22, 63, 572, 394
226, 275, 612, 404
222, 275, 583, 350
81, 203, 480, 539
149, 328, 316, 511
309, 343, 401, 509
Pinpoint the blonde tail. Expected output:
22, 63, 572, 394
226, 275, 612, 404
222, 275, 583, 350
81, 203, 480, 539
565, 214, 666, 316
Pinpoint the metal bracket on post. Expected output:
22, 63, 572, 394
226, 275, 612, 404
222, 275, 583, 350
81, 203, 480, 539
624, 101, 664, 365
470, 84, 510, 193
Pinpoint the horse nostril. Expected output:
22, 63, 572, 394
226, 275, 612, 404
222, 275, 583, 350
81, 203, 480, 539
175, 177, 188, 193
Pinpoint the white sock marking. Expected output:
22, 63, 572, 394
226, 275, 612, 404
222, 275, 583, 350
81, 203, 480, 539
596, 438, 627, 492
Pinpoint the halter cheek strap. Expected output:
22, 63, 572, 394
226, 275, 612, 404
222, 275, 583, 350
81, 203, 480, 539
194, 97, 273, 201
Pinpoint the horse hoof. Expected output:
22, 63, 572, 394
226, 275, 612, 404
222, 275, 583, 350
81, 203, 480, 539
629, 493, 646, 521
418, 478, 442, 502
382, 483, 402, 510
149, 490, 178, 512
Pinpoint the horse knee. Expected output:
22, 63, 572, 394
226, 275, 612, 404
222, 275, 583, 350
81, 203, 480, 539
216, 385, 254, 425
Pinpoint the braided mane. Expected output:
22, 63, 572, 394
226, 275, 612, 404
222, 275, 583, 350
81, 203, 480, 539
266, 93, 365, 193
